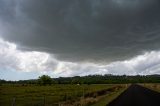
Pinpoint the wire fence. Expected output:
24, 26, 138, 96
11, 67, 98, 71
9, 91, 86, 106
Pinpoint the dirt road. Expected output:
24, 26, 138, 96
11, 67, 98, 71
107, 84, 160, 106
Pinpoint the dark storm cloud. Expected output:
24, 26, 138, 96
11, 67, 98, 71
0, 0, 160, 63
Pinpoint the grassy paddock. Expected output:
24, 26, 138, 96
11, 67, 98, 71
0, 84, 124, 106
140, 83, 160, 92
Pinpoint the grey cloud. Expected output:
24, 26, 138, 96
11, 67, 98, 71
0, 0, 160, 63
107, 51, 160, 75
54, 51, 160, 77
1, 36, 160, 77
0, 38, 58, 72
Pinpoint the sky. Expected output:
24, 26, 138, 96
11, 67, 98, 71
0, 0, 160, 80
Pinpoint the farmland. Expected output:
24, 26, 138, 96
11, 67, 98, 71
0, 84, 127, 106
1, 75, 160, 106
140, 83, 160, 92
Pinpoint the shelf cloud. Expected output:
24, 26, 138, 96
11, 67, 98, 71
0, 38, 160, 80
0, 0, 160, 80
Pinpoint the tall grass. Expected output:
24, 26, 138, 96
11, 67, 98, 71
0, 84, 118, 106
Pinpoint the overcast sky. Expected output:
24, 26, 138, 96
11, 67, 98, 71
0, 0, 160, 80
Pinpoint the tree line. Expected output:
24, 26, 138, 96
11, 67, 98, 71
0, 74, 160, 85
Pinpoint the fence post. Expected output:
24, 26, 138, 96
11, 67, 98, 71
81, 86, 85, 106
59, 102, 61, 106
43, 96, 45, 106
12, 97, 16, 106
83, 87, 85, 106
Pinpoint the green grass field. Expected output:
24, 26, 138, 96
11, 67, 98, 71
0, 84, 126, 106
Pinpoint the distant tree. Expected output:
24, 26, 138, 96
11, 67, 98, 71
38, 75, 53, 85
71, 79, 79, 84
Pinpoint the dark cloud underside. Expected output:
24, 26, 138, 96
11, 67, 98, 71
0, 0, 160, 62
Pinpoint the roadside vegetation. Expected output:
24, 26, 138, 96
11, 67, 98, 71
91, 84, 128, 106
140, 83, 160, 92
